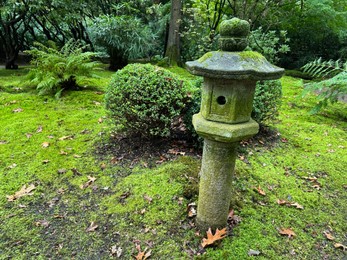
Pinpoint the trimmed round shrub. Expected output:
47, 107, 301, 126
105, 64, 187, 138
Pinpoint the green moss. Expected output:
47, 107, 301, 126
198, 52, 214, 63
239, 51, 264, 61
0, 68, 346, 259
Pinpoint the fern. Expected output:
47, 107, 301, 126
24, 40, 101, 98
301, 58, 347, 114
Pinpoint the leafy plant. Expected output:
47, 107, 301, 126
252, 80, 282, 124
105, 64, 188, 138
88, 15, 157, 70
301, 58, 347, 113
25, 40, 101, 98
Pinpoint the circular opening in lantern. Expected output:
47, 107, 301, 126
217, 96, 226, 105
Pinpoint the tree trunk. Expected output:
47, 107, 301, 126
165, 0, 182, 66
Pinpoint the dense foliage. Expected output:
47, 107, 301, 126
25, 40, 101, 98
302, 58, 347, 113
105, 64, 187, 138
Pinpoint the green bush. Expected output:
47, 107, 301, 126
252, 80, 282, 124
105, 64, 188, 138
25, 40, 101, 98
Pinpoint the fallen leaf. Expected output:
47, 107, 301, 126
281, 138, 288, 143
60, 150, 68, 155
58, 135, 74, 141
135, 244, 151, 260
111, 245, 123, 257
256, 185, 266, 196
6, 184, 36, 202
100, 163, 106, 170
0, 140, 8, 144
248, 249, 261, 256
25, 133, 32, 139
201, 227, 227, 248
187, 202, 197, 218
37, 125, 43, 133
290, 202, 304, 210
57, 169, 67, 174
279, 228, 296, 238
42, 160, 50, 164
7, 163, 17, 169
42, 142, 50, 148
277, 199, 288, 205
12, 108, 23, 113
35, 219, 50, 228
324, 232, 335, 241
98, 118, 103, 123
93, 101, 101, 106
80, 176, 96, 189
73, 154, 82, 158
334, 243, 347, 250
95, 91, 103, 95
143, 194, 153, 203
86, 221, 98, 232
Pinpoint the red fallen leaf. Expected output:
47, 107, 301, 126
42, 142, 50, 148
279, 228, 296, 238
135, 244, 151, 260
334, 243, 347, 250
281, 138, 288, 143
201, 227, 227, 248
6, 184, 36, 202
12, 108, 23, 113
86, 221, 98, 232
256, 185, 266, 196
324, 232, 335, 241
37, 125, 43, 133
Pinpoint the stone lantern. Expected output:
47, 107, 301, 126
186, 18, 284, 231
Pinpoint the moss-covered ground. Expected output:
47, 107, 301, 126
0, 67, 346, 259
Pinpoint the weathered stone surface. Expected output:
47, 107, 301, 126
196, 139, 237, 231
200, 78, 256, 124
193, 113, 259, 143
186, 51, 284, 80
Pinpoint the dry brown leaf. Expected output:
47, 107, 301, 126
277, 199, 288, 205
143, 194, 153, 203
37, 125, 43, 133
6, 184, 36, 202
135, 245, 151, 260
86, 221, 98, 232
58, 135, 74, 141
0, 140, 8, 144
111, 245, 123, 257
60, 150, 68, 155
42, 142, 50, 148
35, 219, 50, 228
279, 228, 296, 238
80, 176, 96, 189
290, 202, 304, 210
73, 154, 82, 158
334, 243, 347, 250
256, 185, 266, 196
98, 118, 103, 123
201, 227, 227, 248
324, 232, 335, 241
12, 108, 23, 113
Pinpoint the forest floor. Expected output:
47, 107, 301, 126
0, 67, 346, 259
